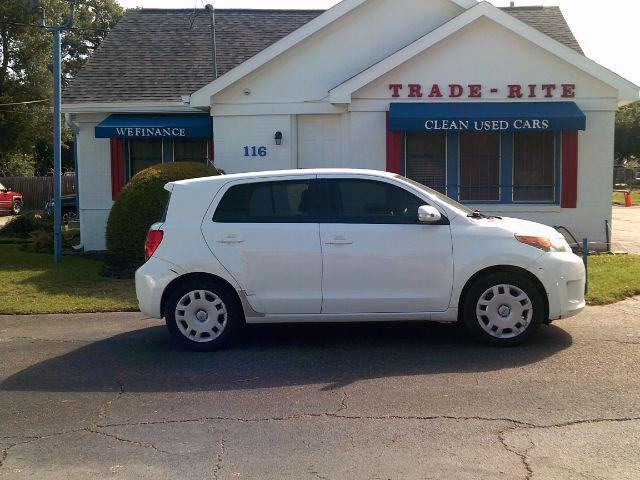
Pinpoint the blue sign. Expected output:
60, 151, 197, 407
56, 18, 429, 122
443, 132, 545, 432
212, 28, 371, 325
95, 114, 212, 139
389, 102, 586, 132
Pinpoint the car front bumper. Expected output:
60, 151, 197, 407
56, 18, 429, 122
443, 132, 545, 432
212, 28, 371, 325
135, 256, 185, 319
528, 251, 586, 321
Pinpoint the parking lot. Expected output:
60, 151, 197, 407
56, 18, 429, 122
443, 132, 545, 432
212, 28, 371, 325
1, 298, 639, 479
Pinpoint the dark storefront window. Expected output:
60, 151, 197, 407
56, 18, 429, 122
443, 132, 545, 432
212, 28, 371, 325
405, 132, 447, 194
174, 139, 209, 164
129, 140, 163, 177
513, 132, 556, 202
459, 132, 500, 201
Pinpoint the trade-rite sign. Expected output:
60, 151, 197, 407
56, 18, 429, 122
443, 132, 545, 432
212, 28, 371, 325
388, 83, 576, 99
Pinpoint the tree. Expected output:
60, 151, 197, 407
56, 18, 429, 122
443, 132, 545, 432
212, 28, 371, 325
615, 101, 640, 166
0, 0, 123, 176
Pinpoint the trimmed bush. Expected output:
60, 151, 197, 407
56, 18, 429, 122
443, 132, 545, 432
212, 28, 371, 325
106, 162, 221, 266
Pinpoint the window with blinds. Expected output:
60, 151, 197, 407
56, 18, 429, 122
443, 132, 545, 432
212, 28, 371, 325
513, 131, 556, 202
459, 132, 500, 201
405, 132, 447, 194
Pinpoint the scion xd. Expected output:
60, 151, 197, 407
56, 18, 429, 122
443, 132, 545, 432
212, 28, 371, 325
136, 169, 585, 351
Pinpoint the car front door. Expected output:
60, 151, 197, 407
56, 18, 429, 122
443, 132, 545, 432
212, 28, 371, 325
319, 176, 454, 314
202, 176, 322, 315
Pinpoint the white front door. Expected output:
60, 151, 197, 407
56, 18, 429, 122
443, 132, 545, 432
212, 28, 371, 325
297, 115, 341, 169
319, 177, 454, 314
202, 176, 322, 315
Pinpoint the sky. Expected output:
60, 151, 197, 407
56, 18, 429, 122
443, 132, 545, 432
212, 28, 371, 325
117, 0, 640, 86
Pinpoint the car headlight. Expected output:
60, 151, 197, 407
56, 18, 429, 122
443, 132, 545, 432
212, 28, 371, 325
515, 235, 571, 253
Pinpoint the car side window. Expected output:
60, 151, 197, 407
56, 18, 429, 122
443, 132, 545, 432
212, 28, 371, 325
323, 179, 425, 224
213, 180, 319, 223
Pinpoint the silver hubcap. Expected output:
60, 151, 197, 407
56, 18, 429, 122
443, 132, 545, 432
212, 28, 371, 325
175, 290, 228, 343
476, 284, 533, 339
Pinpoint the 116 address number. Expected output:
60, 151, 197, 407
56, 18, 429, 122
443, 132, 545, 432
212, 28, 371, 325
243, 146, 267, 157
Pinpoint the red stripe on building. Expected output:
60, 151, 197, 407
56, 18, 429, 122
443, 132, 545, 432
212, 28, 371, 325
110, 139, 125, 200
386, 111, 403, 174
561, 131, 579, 208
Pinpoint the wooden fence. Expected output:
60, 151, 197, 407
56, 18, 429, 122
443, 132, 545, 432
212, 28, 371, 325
0, 176, 76, 211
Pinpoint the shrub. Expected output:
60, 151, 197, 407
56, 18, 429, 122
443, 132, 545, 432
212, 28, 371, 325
106, 162, 221, 266
0, 212, 52, 238
22, 227, 81, 253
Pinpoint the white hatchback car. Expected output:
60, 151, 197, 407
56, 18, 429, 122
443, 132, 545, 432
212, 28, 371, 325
136, 169, 585, 350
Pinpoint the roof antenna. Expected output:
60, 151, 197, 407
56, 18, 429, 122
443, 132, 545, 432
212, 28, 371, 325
205, 4, 218, 79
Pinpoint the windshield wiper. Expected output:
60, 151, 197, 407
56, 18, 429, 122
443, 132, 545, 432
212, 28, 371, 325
467, 210, 502, 220
467, 210, 486, 219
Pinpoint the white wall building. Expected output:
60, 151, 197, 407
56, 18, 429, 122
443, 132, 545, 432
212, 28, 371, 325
62, 1, 639, 252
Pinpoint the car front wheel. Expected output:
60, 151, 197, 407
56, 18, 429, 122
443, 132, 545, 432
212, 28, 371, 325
462, 272, 545, 347
11, 201, 21, 215
164, 280, 242, 351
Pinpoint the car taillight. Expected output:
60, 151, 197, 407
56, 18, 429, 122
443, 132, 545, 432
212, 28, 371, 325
144, 230, 164, 261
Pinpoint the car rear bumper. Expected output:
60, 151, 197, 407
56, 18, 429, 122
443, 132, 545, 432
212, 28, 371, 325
528, 251, 586, 321
135, 257, 185, 319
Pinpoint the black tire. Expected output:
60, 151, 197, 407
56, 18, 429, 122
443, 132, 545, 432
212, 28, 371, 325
62, 210, 77, 224
462, 272, 545, 347
164, 279, 243, 352
11, 201, 21, 215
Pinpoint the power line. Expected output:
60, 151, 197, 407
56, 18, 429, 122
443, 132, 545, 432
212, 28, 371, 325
0, 99, 49, 107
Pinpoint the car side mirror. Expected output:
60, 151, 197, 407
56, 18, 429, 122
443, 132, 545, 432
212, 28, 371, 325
418, 205, 443, 224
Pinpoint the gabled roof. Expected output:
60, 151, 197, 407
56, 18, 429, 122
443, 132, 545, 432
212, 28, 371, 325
62, 9, 323, 104
63, 2, 589, 106
329, 2, 639, 104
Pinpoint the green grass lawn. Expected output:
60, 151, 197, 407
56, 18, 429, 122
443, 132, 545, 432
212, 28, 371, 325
612, 190, 640, 205
0, 244, 138, 315
586, 254, 640, 305
0, 243, 639, 315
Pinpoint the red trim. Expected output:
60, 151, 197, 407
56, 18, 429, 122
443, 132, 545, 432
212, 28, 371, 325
386, 112, 403, 174
110, 139, 125, 200
561, 131, 579, 208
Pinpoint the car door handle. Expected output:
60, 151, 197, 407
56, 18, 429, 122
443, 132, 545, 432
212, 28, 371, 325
217, 235, 245, 244
326, 236, 354, 245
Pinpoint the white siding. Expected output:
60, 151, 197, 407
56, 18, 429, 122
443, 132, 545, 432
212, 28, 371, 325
74, 115, 112, 251
213, 115, 294, 173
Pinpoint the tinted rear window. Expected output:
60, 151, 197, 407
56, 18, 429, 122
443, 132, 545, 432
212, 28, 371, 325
213, 180, 318, 223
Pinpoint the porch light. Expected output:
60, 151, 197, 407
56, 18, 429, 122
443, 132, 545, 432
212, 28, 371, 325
275, 131, 283, 145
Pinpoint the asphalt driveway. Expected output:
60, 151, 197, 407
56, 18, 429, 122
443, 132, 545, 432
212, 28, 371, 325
1, 300, 639, 479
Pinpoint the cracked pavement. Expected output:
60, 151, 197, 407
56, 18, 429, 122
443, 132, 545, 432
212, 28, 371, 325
1, 299, 639, 479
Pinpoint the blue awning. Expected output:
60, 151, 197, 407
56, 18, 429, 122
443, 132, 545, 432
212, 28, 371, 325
95, 114, 212, 139
389, 102, 586, 132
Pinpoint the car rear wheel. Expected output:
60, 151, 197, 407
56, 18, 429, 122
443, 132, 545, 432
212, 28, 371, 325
11, 201, 21, 215
62, 210, 77, 224
165, 279, 242, 351
462, 272, 544, 347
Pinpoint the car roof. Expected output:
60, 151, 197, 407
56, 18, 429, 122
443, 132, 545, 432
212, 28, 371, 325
168, 168, 398, 189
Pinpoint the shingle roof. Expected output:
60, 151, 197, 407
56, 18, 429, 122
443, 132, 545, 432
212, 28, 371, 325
62, 6, 583, 104
503, 6, 584, 55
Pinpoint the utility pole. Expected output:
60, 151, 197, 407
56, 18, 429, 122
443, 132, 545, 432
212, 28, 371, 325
38, 1, 75, 264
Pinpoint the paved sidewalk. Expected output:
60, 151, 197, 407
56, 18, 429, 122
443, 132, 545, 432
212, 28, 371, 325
1, 300, 640, 479
612, 205, 640, 254
0, 215, 11, 229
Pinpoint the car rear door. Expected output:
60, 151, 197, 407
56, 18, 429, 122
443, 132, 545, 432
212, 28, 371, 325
201, 175, 323, 315
318, 175, 454, 314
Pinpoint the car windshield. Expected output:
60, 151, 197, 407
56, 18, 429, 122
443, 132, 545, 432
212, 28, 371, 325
394, 175, 474, 215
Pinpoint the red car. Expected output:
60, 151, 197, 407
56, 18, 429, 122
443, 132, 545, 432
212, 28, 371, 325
0, 182, 23, 215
